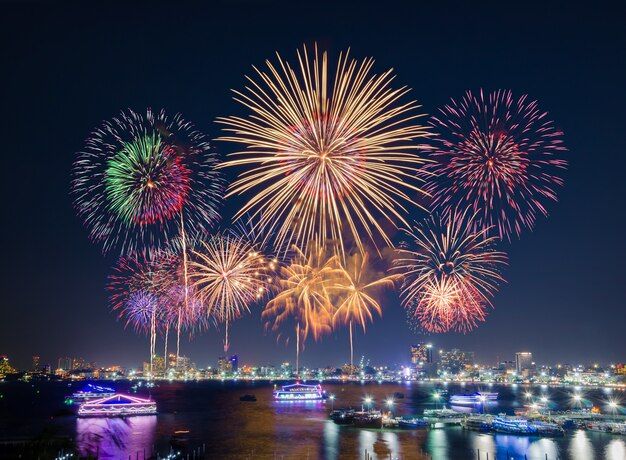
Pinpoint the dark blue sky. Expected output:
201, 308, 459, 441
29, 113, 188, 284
2, 1, 625, 371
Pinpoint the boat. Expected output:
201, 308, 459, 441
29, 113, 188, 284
533, 421, 565, 437
353, 410, 383, 428
331, 409, 355, 425
450, 392, 498, 405
492, 416, 534, 435
396, 416, 429, 429
273, 383, 327, 400
78, 394, 157, 417
423, 407, 460, 418
463, 416, 493, 432
239, 394, 257, 402
66, 383, 116, 403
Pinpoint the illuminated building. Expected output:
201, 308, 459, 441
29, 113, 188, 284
515, 352, 534, 377
230, 355, 238, 373
439, 349, 474, 376
0, 356, 17, 376
218, 356, 230, 374
57, 357, 72, 371
31, 356, 40, 371
411, 343, 434, 377
176, 356, 191, 373
167, 353, 177, 370
72, 357, 86, 370
152, 355, 165, 376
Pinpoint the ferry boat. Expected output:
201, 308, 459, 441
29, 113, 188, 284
353, 410, 383, 428
533, 421, 565, 437
463, 416, 493, 432
331, 409, 355, 425
450, 392, 498, 405
492, 416, 534, 435
423, 407, 460, 418
78, 394, 157, 417
66, 383, 116, 403
396, 416, 429, 429
273, 383, 327, 400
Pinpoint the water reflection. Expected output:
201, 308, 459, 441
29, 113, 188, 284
526, 438, 559, 460
605, 438, 626, 460
569, 429, 595, 460
76, 415, 156, 459
472, 432, 496, 459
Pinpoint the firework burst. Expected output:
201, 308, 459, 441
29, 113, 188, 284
395, 212, 507, 333
425, 89, 567, 240
189, 233, 269, 352
218, 45, 430, 259
72, 108, 223, 256
332, 252, 397, 368
263, 242, 338, 375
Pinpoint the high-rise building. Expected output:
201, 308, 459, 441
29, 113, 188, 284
230, 355, 238, 373
439, 349, 474, 375
515, 352, 534, 376
152, 355, 165, 376
0, 356, 17, 376
176, 356, 191, 373
411, 343, 433, 366
31, 356, 40, 371
168, 353, 177, 370
57, 357, 72, 371
218, 356, 230, 374
72, 357, 86, 370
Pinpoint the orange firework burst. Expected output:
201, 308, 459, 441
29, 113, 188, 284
218, 44, 430, 259
395, 211, 507, 333
263, 242, 338, 375
331, 252, 398, 369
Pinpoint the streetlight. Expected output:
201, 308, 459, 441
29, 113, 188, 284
478, 395, 486, 414
330, 394, 335, 411
386, 398, 394, 414
525, 392, 532, 399
364, 397, 373, 412
433, 391, 441, 410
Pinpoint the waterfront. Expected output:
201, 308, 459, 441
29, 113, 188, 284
1, 381, 625, 459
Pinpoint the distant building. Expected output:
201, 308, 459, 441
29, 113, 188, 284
439, 349, 474, 375
176, 356, 191, 373
218, 356, 230, 374
411, 343, 435, 377
152, 355, 165, 376
57, 357, 72, 371
0, 356, 17, 376
72, 357, 86, 370
515, 352, 534, 377
31, 356, 40, 372
229, 355, 238, 373
168, 353, 177, 370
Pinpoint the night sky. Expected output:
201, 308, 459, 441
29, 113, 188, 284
2, 2, 625, 371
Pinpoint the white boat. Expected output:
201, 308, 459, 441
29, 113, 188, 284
78, 394, 157, 417
450, 392, 498, 405
272, 383, 327, 400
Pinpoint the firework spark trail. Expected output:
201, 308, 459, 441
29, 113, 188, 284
72, 108, 223, 257
394, 211, 507, 333
425, 89, 567, 240
331, 252, 398, 370
190, 233, 269, 353
217, 45, 430, 260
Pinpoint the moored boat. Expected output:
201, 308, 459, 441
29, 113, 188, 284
331, 409, 355, 425
353, 411, 383, 428
450, 392, 498, 405
463, 416, 493, 432
239, 394, 257, 402
396, 416, 429, 429
492, 416, 534, 435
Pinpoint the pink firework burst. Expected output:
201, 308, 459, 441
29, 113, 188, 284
425, 89, 567, 240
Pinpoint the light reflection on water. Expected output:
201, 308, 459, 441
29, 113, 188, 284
4, 381, 626, 459
76, 415, 156, 459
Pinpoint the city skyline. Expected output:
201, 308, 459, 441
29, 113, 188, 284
2, 3, 625, 372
